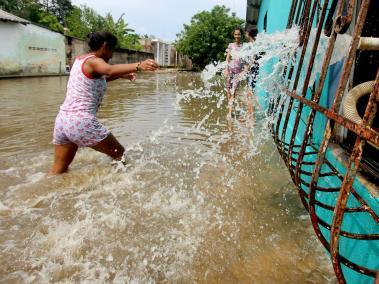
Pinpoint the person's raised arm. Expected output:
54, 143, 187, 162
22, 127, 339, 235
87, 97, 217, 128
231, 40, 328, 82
87, 58, 158, 79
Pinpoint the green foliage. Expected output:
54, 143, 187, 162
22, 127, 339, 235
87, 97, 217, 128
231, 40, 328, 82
64, 5, 102, 38
120, 33, 142, 50
0, 0, 142, 50
0, 0, 64, 31
38, 0, 73, 23
175, 5, 244, 69
63, 6, 89, 38
101, 13, 142, 50
35, 8, 64, 32
0, 0, 24, 15
64, 6, 142, 50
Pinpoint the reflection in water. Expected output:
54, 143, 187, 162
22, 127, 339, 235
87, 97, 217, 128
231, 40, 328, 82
0, 74, 335, 283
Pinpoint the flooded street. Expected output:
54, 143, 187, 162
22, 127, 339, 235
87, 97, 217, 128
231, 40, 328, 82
0, 73, 335, 283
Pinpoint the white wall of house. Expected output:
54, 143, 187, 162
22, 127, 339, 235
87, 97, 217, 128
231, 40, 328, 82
152, 40, 173, 67
0, 22, 65, 76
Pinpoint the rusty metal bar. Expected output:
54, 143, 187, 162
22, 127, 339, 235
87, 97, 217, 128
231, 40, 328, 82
318, 217, 379, 240
330, 69, 379, 283
287, 0, 330, 181
306, 143, 379, 222
283, 89, 379, 145
273, 59, 296, 119
334, 0, 356, 34
315, 0, 321, 23
350, 188, 379, 223
271, 0, 311, 141
290, 136, 379, 221
275, 7, 379, 281
294, 48, 337, 187
309, 0, 372, 199
274, 0, 314, 156
306, 0, 373, 282
287, 0, 300, 28
280, 9, 379, 280
324, 0, 339, 36
278, 0, 317, 160
273, 0, 309, 128
295, 0, 306, 25
314, 200, 372, 214
299, 0, 315, 45
297, 169, 335, 177
295, 0, 342, 211
305, 187, 378, 278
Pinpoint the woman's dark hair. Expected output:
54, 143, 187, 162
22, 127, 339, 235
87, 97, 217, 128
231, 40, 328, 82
87, 31, 118, 51
247, 28, 258, 38
232, 27, 243, 36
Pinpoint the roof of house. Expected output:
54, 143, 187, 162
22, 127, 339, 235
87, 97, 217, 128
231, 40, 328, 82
0, 8, 63, 34
0, 9, 30, 25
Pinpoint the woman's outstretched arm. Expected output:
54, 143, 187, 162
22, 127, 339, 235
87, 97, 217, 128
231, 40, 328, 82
87, 58, 158, 78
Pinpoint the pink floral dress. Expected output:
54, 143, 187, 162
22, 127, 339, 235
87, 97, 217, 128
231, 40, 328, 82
53, 55, 109, 147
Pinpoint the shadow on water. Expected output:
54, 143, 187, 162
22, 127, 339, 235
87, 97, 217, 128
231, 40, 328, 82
0, 73, 335, 283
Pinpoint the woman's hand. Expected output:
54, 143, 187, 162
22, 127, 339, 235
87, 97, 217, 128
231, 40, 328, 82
138, 59, 159, 71
122, 73, 136, 81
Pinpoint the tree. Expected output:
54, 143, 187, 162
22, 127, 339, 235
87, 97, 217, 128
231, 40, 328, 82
64, 5, 103, 38
102, 13, 142, 50
0, 0, 65, 31
35, 8, 64, 32
65, 8, 142, 50
175, 5, 244, 69
0, 0, 142, 50
0, 0, 23, 15
46, 0, 73, 25
64, 6, 89, 37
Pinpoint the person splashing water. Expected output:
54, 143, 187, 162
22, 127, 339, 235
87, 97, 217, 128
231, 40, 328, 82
48, 31, 159, 175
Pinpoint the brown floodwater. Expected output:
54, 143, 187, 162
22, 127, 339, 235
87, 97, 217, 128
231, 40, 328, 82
0, 73, 336, 283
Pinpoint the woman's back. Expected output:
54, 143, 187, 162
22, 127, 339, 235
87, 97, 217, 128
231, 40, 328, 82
60, 55, 107, 116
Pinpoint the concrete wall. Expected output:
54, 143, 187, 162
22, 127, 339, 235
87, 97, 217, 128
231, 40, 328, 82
0, 22, 66, 77
111, 48, 154, 65
65, 36, 154, 66
65, 36, 88, 66
0, 20, 178, 77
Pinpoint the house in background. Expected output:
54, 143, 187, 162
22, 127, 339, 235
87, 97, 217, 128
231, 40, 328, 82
0, 8, 189, 77
151, 38, 172, 67
140, 37, 192, 69
0, 9, 66, 77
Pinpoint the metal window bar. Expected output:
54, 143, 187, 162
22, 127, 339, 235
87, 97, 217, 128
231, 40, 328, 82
266, 0, 379, 282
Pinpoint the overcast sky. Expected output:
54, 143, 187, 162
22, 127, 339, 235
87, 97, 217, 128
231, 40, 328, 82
71, 0, 247, 42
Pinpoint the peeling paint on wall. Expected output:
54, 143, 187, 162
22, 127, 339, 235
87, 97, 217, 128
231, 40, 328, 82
0, 22, 65, 77
0, 19, 156, 77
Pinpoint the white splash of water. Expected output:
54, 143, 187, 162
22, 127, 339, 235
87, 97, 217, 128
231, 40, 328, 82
299, 29, 352, 88
201, 26, 351, 99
